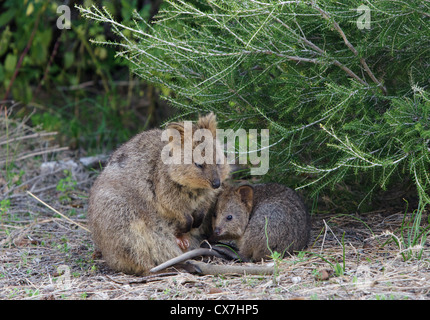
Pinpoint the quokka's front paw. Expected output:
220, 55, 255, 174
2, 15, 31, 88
192, 209, 205, 228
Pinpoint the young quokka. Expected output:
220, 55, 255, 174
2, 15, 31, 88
211, 183, 311, 262
88, 113, 230, 274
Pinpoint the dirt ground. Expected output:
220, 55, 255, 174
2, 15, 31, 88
1, 153, 429, 301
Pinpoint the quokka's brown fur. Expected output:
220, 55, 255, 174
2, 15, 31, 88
212, 183, 311, 262
88, 113, 230, 274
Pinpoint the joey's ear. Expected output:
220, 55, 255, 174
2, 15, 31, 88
236, 185, 254, 213
197, 113, 217, 136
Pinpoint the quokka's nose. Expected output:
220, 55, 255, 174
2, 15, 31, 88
212, 179, 221, 189
214, 227, 221, 236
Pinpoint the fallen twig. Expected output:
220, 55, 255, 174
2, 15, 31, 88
26, 191, 90, 233
105, 272, 179, 285
0, 146, 69, 165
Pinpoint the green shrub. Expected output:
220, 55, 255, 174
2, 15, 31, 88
79, 0, 430, 216
0, 0, 163, 152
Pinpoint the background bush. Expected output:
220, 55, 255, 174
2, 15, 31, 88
79, 0, 430, 215
0, 0, 170, 152
1, 0, 429, 218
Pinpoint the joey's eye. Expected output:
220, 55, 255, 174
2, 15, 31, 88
195, 162, 203, 169
226, 215, 233, 221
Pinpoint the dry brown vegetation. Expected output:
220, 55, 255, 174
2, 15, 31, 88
1, 113, 429, 300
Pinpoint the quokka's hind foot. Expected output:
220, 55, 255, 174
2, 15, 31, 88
175, 234, 190, 251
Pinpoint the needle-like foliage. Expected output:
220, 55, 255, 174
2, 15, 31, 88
78, 0, 430, 214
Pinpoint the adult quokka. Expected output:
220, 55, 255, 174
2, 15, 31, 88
88, 113, 230, 274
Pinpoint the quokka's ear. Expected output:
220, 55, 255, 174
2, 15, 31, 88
167, 122, 184, 133
236, 184, 254, 214
166, 122, 185, 143
166, 121, 197, 144
197, 112, 217, 136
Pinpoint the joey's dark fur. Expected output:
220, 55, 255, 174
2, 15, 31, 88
212, 183, 311, 261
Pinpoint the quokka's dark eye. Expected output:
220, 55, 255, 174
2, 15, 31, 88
195, 162, 203, 169
226, 215, 233, 221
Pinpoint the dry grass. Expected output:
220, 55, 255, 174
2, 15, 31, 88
1, 173, 428, 300
1, 200, 429, 300
1, 112, 429, 300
